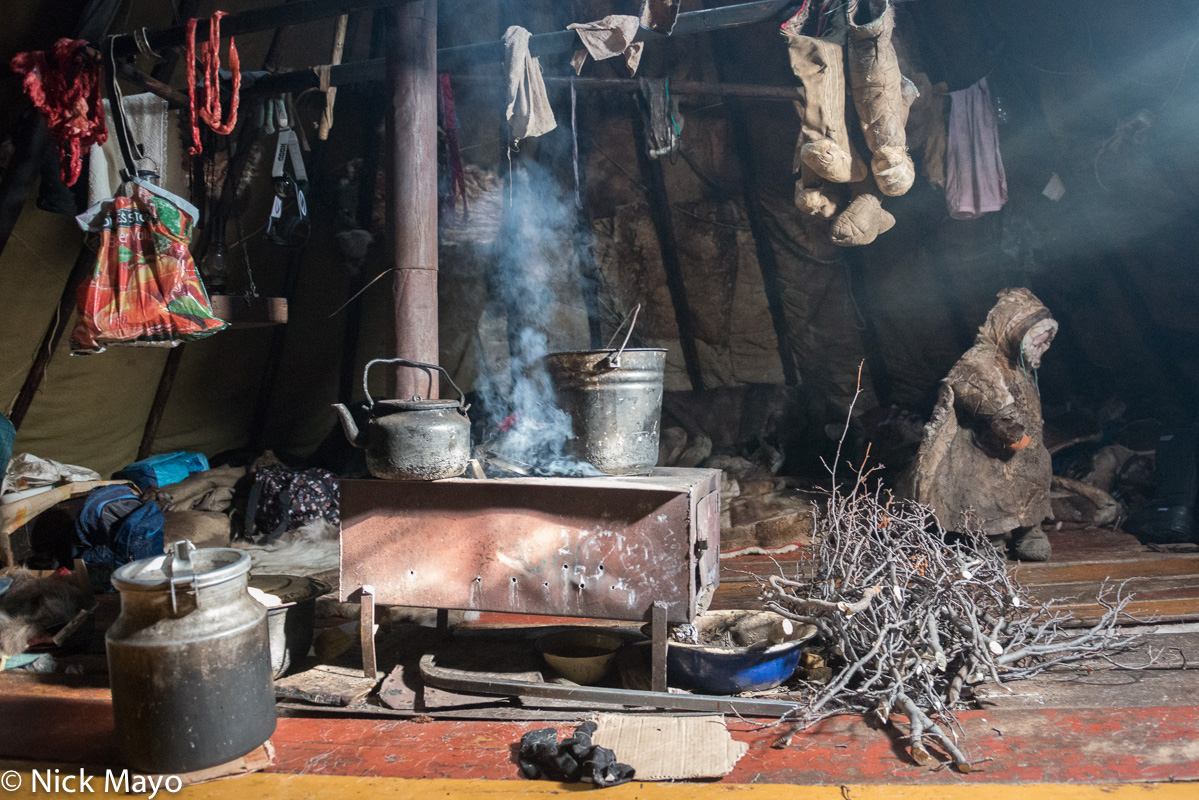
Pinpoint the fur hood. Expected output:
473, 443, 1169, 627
976, 288, 1056, 363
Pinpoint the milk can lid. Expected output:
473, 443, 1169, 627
112, 543, 251, 593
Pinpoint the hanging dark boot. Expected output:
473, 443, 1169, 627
847, 0, 915, 197
784, 4, 868, 185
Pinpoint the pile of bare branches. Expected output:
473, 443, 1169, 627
758, 455, 1146, 772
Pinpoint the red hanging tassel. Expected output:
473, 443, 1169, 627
186, 11, 242, 155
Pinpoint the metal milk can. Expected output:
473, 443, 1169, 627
332, 358, 471, 480
106, 542, 276, 774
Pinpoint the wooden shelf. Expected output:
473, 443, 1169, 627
210, 295, 288, 328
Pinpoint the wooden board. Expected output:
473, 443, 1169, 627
274, 665, 379, 707
208, 295, 288, 327
715, 528, 1199, 626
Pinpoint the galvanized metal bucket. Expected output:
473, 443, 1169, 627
546, 306, 666, 475
106, 542, 277, 774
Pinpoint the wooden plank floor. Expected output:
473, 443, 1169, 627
1, 677, 1198, 785
714, 528, 1199, 625
2, 527, 1197, 788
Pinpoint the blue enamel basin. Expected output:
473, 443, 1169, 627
667, 638, 808, 694
665, 611, 818, 695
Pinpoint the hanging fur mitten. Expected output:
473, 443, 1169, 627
847, 0, 915, 197
783, 5, 867, 185
795, 160, 841, 218
831, 178, 895, 246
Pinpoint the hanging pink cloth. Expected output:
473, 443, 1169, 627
945, 77, 1007, 220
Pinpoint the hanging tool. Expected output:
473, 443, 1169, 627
267, 120, 309, 245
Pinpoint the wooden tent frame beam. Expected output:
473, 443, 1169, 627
106, 0, 420, 59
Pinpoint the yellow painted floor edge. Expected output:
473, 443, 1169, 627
0, 770, 1194, 800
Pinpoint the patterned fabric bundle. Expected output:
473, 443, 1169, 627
72, 179, 226, 353
244, 467, 340, 542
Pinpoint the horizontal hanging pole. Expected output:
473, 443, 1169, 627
108, 0, 420, 59
244, 63, 800, 101
110, 0, 802, 110
438, 0, 797, 71
245, 0, 800, 96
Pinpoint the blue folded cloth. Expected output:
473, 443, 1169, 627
113, 451, 209, 490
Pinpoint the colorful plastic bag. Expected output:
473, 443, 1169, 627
72, 179, 226, 354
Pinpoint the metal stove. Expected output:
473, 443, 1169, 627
339, 467, 721, 689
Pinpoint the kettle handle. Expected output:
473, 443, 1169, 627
362, 358, 468, 411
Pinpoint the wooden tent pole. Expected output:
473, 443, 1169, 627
844, 248, 894, 406
629, 106, 706, 392
723, 104, 799, 386
5, 0, 127, 429
338, 10, 388, 405
137, 346, 186, 459
0, 114, 48, 264
712, 34, 799, 387
8, 248, 94, 429
139, 0, 294, 458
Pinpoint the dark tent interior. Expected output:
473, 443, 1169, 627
2, 0, 1199, 789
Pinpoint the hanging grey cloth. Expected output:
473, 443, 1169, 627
636, 78, 683, 160
503, 25, 557, 144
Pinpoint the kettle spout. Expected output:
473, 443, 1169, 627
332, 404, 363, 448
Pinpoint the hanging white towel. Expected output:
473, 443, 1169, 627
87, 93, 179, 207
504, 26, 557, 144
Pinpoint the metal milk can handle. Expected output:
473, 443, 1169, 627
602, 303, 641, 369
362, 358, 469, 412
165, 540, 201, 614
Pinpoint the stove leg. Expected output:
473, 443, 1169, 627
650, 601, 668, 693
360, 585, 378, 680
436, 608, 449, 630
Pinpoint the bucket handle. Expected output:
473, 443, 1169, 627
602, 304, 641, 369
362, 358, 469, 412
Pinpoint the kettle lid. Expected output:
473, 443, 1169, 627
373, 395, 464, 413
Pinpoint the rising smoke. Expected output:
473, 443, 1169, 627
471, 157, 601, 476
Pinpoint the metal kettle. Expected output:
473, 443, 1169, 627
333, 358, 471, 481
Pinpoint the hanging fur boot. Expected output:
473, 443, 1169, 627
830, 178, 894, 246
784, 4, 867, 185
847, 0, 915, 196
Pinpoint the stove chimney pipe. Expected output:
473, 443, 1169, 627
386, 0, 439, 399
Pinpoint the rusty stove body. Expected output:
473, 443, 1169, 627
339, 467, 721, 625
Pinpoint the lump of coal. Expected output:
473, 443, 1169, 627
517, 721, 634, 788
